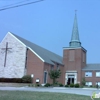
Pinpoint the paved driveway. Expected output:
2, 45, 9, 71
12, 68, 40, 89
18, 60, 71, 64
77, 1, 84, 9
0, 87, 100, 96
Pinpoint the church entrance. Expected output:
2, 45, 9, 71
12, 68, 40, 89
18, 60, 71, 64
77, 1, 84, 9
67, 75, 75, 85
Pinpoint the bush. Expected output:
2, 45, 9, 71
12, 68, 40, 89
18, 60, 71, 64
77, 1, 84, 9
0, 78, 22, 83
36, 83, 40, 87
22, 75, 32, 83
90, 85, 92, 87
44, 83, 51, 87
74, 83, 79, 88
70, 83, 74, 87
59, 83, 63, 87
65, 84, 69, 87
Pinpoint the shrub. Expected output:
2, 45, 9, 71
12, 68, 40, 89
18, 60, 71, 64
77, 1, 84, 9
59, 83, 63, 87
70, 83, 74, 87
36, 84, 40, 87
22, 75, 32, 83
65, 84, 69, 87
44, 83, 51, 87
90, 85, 92, 87
0, 78, 22, 83
74, 83, 79, 88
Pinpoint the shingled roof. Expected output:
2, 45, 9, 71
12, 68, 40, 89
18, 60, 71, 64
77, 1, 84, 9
11, 33, 63, 65
82, 64, 100, 71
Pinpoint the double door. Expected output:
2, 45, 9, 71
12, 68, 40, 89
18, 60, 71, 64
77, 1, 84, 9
67, 75, 75, 85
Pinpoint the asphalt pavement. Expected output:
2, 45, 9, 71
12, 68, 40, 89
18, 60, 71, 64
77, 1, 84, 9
0, 87, 100, 96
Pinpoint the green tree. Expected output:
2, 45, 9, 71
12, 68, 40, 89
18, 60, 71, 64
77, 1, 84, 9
81, 77, 86, 86
49, 69, 61, 85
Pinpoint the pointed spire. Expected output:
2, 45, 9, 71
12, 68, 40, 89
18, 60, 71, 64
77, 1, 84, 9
69, 10, 81, 47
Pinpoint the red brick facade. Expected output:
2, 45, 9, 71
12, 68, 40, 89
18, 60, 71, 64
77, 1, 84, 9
26, 46, 100, 86
26, 49, 64, 85
82, 71, 100, 86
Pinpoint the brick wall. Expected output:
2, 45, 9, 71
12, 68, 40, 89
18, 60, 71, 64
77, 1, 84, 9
26, 49, 44, 84
82, 71, 100, 86
63, 47, 86, 84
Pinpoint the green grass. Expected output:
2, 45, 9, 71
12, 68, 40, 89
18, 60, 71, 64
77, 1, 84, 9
0, 90, 92, 100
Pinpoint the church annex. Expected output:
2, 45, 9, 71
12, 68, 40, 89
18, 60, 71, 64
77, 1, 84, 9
0, 13, 100, 86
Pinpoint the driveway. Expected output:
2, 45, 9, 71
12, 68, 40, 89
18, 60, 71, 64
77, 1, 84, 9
0, 87, 100, 96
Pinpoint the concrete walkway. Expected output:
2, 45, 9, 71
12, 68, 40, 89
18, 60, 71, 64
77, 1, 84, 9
0, 87, 100, 96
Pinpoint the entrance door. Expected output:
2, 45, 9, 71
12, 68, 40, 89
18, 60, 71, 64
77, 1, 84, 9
44, 71, 47, 84
67, 75, 75, 85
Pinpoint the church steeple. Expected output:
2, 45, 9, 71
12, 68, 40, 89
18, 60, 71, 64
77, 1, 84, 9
69, 11, 81, 47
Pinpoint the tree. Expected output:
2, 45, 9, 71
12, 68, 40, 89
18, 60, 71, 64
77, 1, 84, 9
81, 77, 86, 86
49, 69, 61, 85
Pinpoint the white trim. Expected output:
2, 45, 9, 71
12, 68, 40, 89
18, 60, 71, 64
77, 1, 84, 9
8, 32, 26, 47
63, 46, 87, 52
10, 32, 44, 62
1, 32, 44, 63
9, 32, 28, 70
65, 72, 77, 85
27, 47, 44, 62
0, 33, 8, 44
66, 71, 77, 73
96, 72, 100, 77
9, 32, 44, 62
63, 47, 81, 50
85, 82, 92, 86
85, 71, 92, 77
44, 71, 48, 84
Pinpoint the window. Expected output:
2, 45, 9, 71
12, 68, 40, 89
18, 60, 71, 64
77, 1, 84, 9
44, 71, 48, 84
96, 82, 100, 86
51, 65, 54, 70
96, 72, 100, 77
57, 64, 59, 70
85, 82, 92, 86
69, 50, 75, 61
85, 72, 92, 77
25, 48, 28, 69
83, 52, 85, 62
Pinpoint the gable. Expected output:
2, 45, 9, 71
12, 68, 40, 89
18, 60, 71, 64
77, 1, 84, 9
11, 32, 63, 65
0, 32, 26, 78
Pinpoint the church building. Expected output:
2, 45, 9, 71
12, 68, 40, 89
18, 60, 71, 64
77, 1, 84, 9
0, 13, 100, 86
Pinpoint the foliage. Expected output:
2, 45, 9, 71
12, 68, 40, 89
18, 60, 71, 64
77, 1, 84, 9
74, 83, 79, 88
90, 85, 92, 87
28, 84, 34, 87
0, 78, 22, 83
65, 84, 69, 87
49, 69, 61, 85
35, 83, 40, 87
44, 83, 51, 87
22, 75, 32, 83
59, 83, 63, 87
70, 83, 74, 87
81, 77, 86, 86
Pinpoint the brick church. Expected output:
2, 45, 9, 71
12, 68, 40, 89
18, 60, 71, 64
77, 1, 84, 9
0, 13, 100, 86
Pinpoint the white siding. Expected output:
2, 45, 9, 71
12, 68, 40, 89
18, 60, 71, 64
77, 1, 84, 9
0, 32, 26, 78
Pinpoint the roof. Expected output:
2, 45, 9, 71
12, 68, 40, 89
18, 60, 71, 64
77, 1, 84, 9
11, 33, 63, 65
82, 64, 100, 71
69, 12, 81, 47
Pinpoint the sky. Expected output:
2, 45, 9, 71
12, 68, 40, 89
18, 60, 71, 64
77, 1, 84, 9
0, 0, 100, 64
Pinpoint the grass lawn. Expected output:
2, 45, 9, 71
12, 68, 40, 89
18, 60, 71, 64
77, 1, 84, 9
0, 90, 92, 100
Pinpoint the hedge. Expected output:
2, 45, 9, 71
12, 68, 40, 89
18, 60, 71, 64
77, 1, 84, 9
0, 75, 32, 83
0, 78, 22, 83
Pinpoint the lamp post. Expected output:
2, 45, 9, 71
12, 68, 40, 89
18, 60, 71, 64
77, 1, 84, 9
31, 74, 34, 83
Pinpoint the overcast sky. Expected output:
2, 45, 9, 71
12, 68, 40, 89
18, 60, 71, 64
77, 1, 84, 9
0, 0, 100, 63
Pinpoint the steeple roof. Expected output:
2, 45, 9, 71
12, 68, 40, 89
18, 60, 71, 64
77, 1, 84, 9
69, 11, 81, 47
